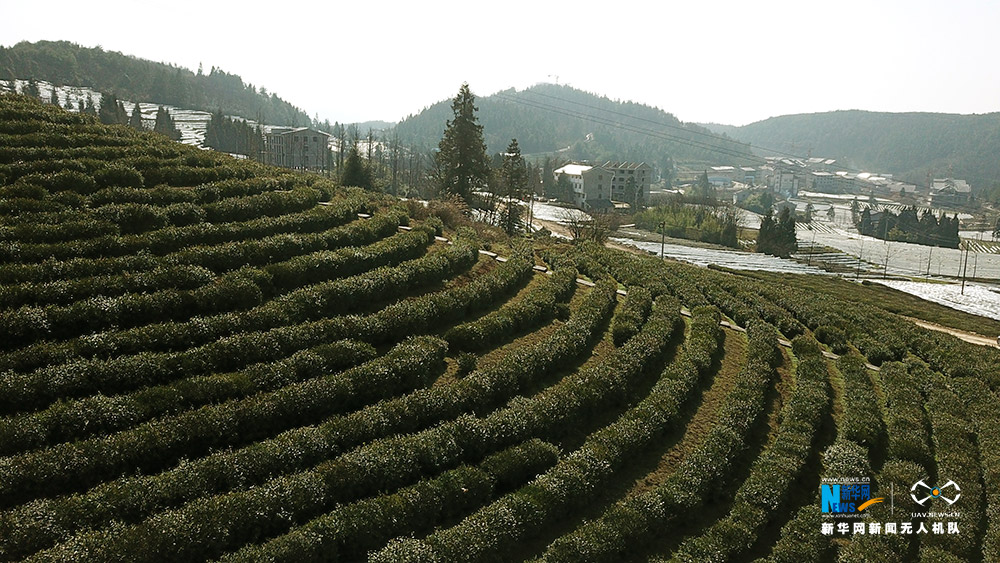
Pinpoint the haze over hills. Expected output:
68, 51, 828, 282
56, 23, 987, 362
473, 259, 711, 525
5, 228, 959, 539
704, 110, 1000, 190
0, 40, 313, 128
5, 40, 1000, 192
393, 83, 754, 170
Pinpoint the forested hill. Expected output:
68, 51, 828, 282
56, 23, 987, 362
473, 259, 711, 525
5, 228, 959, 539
713, 110, 1000, 189
0, 40, 312, 127
394, 84, 754, 170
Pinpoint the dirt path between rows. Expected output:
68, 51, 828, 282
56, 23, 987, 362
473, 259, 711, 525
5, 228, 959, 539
904, 316, 999, 348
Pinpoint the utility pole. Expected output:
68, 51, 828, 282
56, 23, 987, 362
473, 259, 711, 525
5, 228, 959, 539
659, 221, 665, 260
807, 228, 817, 266
926, 246, 932, 277
960, 241, 970, 295
882, 242, 890, 279
856, 236, 865, 280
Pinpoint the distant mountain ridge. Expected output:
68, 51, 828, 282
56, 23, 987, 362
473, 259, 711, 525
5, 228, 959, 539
710, 110, 1000, 189
0, 40, 313, 127
393, 83, 754, 172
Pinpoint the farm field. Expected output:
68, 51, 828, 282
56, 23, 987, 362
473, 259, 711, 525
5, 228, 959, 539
1, 93, 1000, 562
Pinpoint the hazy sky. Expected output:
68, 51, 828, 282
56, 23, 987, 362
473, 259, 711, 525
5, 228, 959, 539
3, 0, 998, 126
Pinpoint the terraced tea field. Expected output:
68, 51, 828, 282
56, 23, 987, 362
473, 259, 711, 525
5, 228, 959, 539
1, 94, 999, 562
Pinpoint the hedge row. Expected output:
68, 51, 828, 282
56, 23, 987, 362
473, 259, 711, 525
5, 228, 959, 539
0, 263, 216, 309
1, 186, 328, 263
836, 352, 887, 454
881, 361, 933, 469
31, 414, 495, 562
0, 242, 475, 412
919, 377, 983, 560
836, 459, 927, 563
31, 282, 636, 562
1, 191, 378, 266
0, 197, 377, 282
218, 439, 562, 563
668, 336, 831, 562
533, 321, 780, 563
164, 207, 405, 274
263, 226, 434, 291
726, 277, 911, 365
0, 258, 547, 556
610, 286, 652, 346
953, 376, 1000, 562
578, 241, 706, 306
0, 218, 119, 244
255, 239, 478, 324
694, 274, 804, 338
0, 336, 448, 512
909, 328, 1000, 390
0, 213, 411, 374
760, 439, 872, 562
0, 266, 272, 349
444, 267, 577, 352
376, 300, 724, 563
0, 340, 377, 457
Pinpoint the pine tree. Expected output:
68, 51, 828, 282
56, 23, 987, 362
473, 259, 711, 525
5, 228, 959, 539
757, 209, 777, 256
153, 106, 181, 140
691, 170, 716, 202
498, 139, 527, 235
341, 145, 373, 189
98, 93, 127, 125
129, 103, 145, 130
24, 79, 40, 99
777, 206, 797, 256
435, 83, 490, 203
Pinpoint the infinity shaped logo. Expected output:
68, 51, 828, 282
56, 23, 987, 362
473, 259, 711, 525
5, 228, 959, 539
911, 479, 961, 506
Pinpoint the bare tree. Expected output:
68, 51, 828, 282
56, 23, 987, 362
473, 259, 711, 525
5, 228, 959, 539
561, 210, 588, 240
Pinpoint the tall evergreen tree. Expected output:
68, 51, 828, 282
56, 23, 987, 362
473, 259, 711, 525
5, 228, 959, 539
153, 106, 181, 140
777, 206, 797, 256
24, 78, 40, 99
98, 93, 127, 125
757, 209, 777, 256
435, 83, 490, 203
498, 138, 527, 235
129, 103, 144, 130
341, 145, 373, 189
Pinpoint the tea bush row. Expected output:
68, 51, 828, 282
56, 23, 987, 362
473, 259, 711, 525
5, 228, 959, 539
534, 321, 780, 562
0, 258, 545, 555
0, 337, 447, 511
0, 340, 376, 457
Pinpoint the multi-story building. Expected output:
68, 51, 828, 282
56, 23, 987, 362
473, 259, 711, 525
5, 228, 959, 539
773, 169, 800, 197
603, 161, 651, 204
930, 178, 972, 207
263, 127, 332, 170
553, 163, 612, 209
554, 161, 652, 211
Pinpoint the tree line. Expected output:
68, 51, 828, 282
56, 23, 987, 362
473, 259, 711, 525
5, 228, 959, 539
0, 40, 312, 127
856, 205, 960, 248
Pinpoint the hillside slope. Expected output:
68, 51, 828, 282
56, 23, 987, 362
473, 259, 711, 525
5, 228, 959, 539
0, 40, 312, 127
721, 110, 1000, 189
394, 83, 754, 170
1, 93, 998, 562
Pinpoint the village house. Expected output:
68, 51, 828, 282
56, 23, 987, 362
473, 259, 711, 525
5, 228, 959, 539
263, 127, 332, 170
